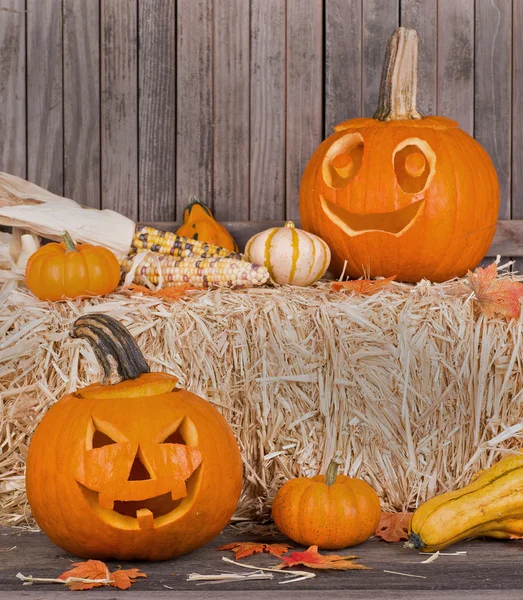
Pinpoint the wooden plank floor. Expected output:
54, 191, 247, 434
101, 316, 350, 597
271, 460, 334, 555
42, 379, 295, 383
1, 525, 523, 599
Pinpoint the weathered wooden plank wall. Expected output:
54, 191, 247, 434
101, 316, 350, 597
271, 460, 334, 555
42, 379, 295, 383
0, 0, 520, 256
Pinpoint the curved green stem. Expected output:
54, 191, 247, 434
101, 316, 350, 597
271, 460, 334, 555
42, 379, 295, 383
407, 532, 425, 549
62, 231, 77, 252
325, 454, 344, 486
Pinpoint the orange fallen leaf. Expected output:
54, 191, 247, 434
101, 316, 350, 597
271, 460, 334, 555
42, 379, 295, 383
331, 275, 396, 295
277, 545, 370, 570
124, 282, 198, 300
110, 568, 148, 590
375, 511, 412, 543
57, 560, 146, 591
58, 561, 108, 591
509, 534, 523, 540
467, 262, 523, 319
218, 541, 293, 559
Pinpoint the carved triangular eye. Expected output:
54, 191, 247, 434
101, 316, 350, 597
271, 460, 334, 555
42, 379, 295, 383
158, 416, 197, 446
92, 429, 117, 449
162, 428, 186, 445
87, 418, 127, 450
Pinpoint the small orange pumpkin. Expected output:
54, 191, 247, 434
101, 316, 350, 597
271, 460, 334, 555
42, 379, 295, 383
26, 314, 242, 561
25, 231, 120, 300
271, 456, 381, 549
175, 198, 238, 252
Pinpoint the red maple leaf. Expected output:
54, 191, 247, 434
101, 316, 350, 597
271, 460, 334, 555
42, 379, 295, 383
331, 275, 396, 295
277, 545, 370, 570
375, 511, 412, 542
467, 262, 523, 319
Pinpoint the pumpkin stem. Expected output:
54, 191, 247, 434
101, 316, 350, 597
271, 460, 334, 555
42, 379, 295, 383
325, 453, 344, 486
406, 533, 425, 549
70, 314, 150, 386
62, 231, 77, 252
285, 221, 296, 229
185, 196, 214, 218
373, 27, 422, 121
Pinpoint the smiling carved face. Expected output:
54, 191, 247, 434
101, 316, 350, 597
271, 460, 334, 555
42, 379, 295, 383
27, 372, 242, 561
300, 116, 499, 283
75, 388, 203, 532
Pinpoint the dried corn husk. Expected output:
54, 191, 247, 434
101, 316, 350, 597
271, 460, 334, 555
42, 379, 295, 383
0, 172, 135, 258
0, 228, 40, 282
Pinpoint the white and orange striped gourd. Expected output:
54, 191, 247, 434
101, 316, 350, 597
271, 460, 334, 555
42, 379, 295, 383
244, 222, 331, 286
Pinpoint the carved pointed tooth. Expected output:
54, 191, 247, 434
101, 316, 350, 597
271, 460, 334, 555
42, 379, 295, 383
332, 153, 353, 178
405, 152, 426, 177
171, 480, 187, 501
136, 508, 155, 530
98, 493, 114, 511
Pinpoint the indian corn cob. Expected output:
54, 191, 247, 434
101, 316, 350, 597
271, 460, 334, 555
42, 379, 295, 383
121, 253, 269, 289
132, 226, 241, 260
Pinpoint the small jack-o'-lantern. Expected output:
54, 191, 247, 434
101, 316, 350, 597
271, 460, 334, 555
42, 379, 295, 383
300, 28, 499, 283
26, 314, 242, 561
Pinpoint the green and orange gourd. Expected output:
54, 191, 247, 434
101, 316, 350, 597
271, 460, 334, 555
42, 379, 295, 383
175, 198, 239, 253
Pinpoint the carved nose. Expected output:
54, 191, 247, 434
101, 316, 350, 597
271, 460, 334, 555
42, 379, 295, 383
127, 448, 151, 481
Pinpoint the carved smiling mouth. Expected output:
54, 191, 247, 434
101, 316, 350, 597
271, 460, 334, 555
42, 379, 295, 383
321, 196, 425, 237
77, 465, 202, 531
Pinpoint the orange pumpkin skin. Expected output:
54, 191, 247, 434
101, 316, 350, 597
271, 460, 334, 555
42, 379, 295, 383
300, 117, 499, 283
272, 470, 381, 550
25, 235, 120, 300
26, 316, 242, 561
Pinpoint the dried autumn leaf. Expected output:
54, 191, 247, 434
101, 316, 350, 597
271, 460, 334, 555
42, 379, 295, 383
375, 511, 412, 543
277, 545, 370, 570
331, 275, 396, 295
58, 560, 109, 590
155, 284, 198, 300
124, 282, 197, 301
218, 542, 266, 559
264, 543, 294, 558
110, 568, 147, 590
467, 262, 523, 319
509, 534, 523, 541
218, 541, 293, 560
57, 560, 146, 591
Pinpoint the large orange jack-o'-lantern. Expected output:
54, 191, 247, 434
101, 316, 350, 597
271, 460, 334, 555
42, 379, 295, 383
26, 314, 242, 561
300, 28, 499, 283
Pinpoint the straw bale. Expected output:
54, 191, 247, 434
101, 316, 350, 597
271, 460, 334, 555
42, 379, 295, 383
1, 277, 523, 526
